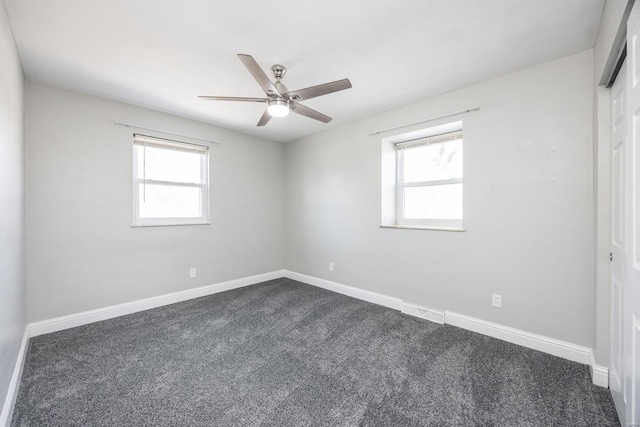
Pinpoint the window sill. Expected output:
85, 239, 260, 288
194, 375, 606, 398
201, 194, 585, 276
132, 222, 211, 228
379, 224, 465, 232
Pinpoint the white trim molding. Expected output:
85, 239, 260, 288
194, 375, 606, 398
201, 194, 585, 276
283, 270, 403, 311
589, 350, 609, 388
443, 313, 611, 389
283, 271, 608, 387
19, 269, 610, 392
444, 311, 591, 365
29, 270, 285, 337
0, 327, 29, 427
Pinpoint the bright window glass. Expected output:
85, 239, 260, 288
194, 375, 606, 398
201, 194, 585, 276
402, 139, 462, 182
403, 184, 463, 220
136, 146, 203, 184
396, 129, 463, 228
133, 135, 209, 226
137, 184, 202, 219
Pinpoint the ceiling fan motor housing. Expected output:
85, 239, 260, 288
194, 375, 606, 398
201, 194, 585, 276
271, 65, 289, 96
271, 64, 286, 80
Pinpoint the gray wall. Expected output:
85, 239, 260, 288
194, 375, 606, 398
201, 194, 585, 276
0, 0, 26, 414
25, 83, 285, 322
285, 51, 595, 347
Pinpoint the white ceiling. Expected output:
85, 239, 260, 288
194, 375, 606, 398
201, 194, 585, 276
5, 0, 604, 142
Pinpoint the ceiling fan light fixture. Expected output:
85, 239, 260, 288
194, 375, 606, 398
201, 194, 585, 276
267, 99, 289, 117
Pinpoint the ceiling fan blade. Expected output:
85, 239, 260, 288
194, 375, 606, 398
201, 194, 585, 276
257, 109, 272, 127
290, 103, 332, 123
284, 79, 352, 102
198, 96, 267, 102
237, 54, 281, 96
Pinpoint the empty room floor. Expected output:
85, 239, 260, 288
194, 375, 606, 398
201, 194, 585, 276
11, 278, 619, 426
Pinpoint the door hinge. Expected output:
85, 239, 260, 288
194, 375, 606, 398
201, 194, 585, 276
610, 252, 613, 262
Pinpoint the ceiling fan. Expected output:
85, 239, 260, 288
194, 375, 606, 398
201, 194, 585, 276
199, 54, 352, 126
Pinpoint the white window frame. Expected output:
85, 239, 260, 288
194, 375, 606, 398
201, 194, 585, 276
394, 127, 463, 230
132, 134, 210, 227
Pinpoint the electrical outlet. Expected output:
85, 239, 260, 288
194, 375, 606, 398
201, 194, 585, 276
329, 262, 334, 271
189, 268, 197, 278
492, 294, 502, 308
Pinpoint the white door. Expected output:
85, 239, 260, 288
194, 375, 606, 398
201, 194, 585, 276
614, 3, 640, 425
610, 53, 627, 423
626, 3, 640, 424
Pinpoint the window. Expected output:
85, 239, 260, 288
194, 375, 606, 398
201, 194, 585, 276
132, 134, 209, 226
392, 124, 463, 229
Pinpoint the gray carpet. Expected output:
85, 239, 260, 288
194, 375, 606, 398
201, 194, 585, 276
11, 278, 619, 426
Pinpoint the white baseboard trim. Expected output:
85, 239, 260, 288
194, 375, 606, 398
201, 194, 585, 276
1, 327, 29, 427
445, 311, 610, 388
23, 269, 610, 389
283, 270, 403, 311
29, 270, 286, 337
589, 350, 609, 388
284, 271, 607, 387
444, 311, 591, 365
